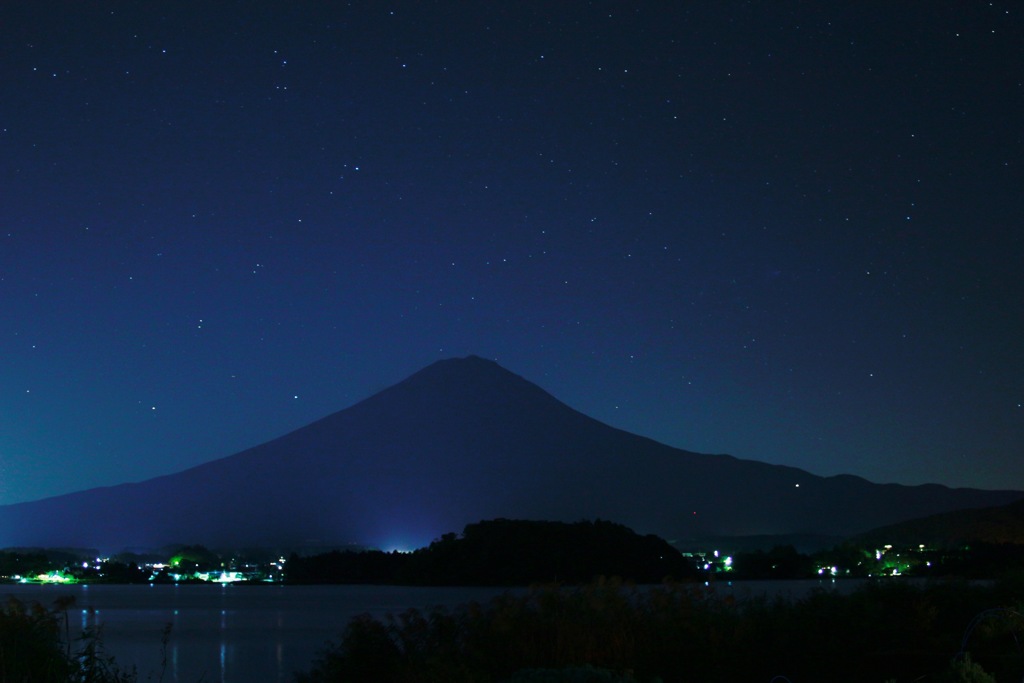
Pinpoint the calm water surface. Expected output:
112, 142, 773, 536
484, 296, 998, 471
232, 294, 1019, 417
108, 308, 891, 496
2, 580, 853, 683
3, 584, 520, 682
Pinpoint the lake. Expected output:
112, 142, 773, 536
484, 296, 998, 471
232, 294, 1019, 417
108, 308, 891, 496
2, 580, 855, 682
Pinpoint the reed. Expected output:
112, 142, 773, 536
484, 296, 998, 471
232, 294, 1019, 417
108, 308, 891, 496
298, 579, 1024, 682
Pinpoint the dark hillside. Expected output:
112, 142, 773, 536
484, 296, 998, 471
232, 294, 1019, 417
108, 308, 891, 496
855, 497, 1024, 547
287, 519, 697, 585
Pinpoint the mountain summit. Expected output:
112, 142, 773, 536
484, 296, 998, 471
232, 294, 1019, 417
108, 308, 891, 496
1, 356, 1020, 551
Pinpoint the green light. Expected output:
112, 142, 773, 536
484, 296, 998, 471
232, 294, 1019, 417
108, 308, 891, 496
34, 571, 77, 584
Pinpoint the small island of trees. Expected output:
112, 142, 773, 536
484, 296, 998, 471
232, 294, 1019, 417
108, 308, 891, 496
287, 519, 697, 585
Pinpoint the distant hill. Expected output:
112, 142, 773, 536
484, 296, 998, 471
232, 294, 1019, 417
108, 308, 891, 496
854, 498, 1024, 547
0, 356, 1020, 552
288, 518, 697, 585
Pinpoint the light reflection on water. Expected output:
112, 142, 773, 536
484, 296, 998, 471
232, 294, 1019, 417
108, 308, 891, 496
1, 583, 522, 683
2, 579, 867, 682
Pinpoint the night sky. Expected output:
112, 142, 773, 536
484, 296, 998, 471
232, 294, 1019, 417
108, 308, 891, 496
2, 2, 1022, 507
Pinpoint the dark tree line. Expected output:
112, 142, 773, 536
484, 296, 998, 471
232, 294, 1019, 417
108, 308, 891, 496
287, 519, 698, 585
727, 544, 816, 579
0, 550, 51, 578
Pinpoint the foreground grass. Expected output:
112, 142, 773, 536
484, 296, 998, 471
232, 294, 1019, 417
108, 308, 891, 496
0, 596, 140, 683
297, 577, 1024, 683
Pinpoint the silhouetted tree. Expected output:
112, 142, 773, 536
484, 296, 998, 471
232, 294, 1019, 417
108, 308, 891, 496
288, 519, 697, 585
732, 544, 813, 579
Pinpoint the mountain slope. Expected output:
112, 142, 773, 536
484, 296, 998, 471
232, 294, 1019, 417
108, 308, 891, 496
0, 356, 1020, 551
854, 498, 1024, 546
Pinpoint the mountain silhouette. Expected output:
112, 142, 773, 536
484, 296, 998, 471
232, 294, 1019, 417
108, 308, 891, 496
0, 356, 1020, 552
854, 497, 1024, 547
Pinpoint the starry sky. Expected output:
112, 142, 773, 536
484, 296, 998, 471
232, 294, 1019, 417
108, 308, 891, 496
1, 2, 1022, 507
